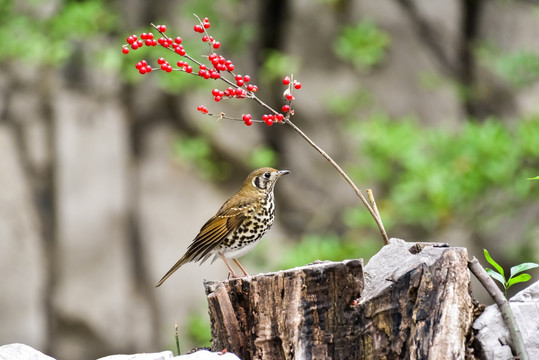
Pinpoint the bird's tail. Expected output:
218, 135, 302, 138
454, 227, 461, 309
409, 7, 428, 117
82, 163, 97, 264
155, 256, 188, 287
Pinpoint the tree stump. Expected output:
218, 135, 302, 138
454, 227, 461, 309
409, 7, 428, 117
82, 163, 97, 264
204, 239, 474, 359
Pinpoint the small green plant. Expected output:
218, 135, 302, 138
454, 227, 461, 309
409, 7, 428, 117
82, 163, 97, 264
483, 249, 539, 295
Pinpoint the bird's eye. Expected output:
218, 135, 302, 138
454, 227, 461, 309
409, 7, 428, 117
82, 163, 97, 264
264, 172, 271, 179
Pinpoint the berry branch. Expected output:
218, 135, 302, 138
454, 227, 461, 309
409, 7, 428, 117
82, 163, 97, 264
122, 15, 389, 244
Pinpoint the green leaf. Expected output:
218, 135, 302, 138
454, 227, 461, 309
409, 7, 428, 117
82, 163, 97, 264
510, 262, 539, 278
528, 176, 539, 180
485, 268, 506, 285
484, 249, 505, 278
507, 273, 532, 289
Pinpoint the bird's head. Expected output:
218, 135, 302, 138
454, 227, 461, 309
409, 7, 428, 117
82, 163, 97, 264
243, 167, 290, 194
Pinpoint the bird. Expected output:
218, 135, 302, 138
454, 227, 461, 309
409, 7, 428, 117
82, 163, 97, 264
156, 167, 290, 287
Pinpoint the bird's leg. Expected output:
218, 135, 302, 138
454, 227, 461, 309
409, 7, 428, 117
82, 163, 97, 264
219, 253, 238, 278
233, 258, 249, 276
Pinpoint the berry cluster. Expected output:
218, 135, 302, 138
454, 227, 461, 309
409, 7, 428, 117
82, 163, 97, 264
122, 16, 302, 126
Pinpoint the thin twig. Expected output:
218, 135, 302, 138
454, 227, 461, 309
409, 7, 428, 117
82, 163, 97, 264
285, 119, 389, 243
367, 189, 388, 244
174, 323, 181, 356
468, 257, 529, 360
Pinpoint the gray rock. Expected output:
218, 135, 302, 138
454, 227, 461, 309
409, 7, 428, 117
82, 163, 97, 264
473, 280, 539, 359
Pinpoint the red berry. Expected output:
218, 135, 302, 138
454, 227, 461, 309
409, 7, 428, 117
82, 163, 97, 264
243, 75, 251, 83
185, 66, 193, 73
212, 89, 220, 96
127, 36, 135, 44
213, 41, 221, 49
235, 88, 243, 96
251, 85, 258, 92
286, 93, 294, 100
214, 96, 222, 102
235, 74, 242, 81
242, 114, 252, 122
174, 37, 182, 44
140, 33, 147, 40
137, 40, 143, 47
151, 39, 158, 46
236, 79, 244, 87
211, 72, 221, 79
146, 66, 152, 73
262, 114, 270, 122
157, 57, 166, 65
294, 82, 302, 89
176, 47, 186, 56
203, 17, 210, 23
158, 25, 166, 32
147, 33, 154, 39
145, 39, 153, 46
122, 47, 129, 54
246, 84, 254, 91
204, 22, 211, 29
202, 35, 209, 42
139, 67, 146, 74
282, 76, 290, 85
131, 43, 139, 50
265, 118, 274, 126
276, 113, 284, 122
194, 24, 204, 33
135, 61, 142, 69
282, 105, 290, 112
141, 60, 147, 66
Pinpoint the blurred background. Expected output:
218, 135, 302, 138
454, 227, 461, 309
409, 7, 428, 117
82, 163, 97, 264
1, 0, 538, 358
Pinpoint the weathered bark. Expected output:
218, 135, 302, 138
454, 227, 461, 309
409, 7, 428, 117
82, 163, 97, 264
205, 239, 474, 360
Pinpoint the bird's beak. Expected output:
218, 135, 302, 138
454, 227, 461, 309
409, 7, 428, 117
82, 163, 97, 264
278, 170, 290, 176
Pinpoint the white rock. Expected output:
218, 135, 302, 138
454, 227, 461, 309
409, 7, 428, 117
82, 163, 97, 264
473, 280, 539, 359
0, 343, 55, 360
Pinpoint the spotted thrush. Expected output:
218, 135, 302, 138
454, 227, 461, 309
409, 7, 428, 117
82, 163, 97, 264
156, 167, 289, 286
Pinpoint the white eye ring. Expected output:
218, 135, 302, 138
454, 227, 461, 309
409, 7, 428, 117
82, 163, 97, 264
264, 172, 271, 179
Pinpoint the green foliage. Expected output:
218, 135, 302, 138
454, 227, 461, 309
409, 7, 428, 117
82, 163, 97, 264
334, 20, 390, 71
173, 135, 231, 181
528, 176, 539, 180
344, 114, 539, 231
478, 45, 539, 88
0, 0, 115, 65
261, 50, 300, 83
277, 234, 379, 270
248, 146, 278, 169
186, 312, 212, 348
484, 249, 539, 295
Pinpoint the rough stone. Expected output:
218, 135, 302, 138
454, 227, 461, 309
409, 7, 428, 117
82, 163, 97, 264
473, 280, 539, 360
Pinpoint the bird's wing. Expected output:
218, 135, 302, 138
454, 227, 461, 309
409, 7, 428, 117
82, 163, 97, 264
155, 199, 252, 287
185, 206, 247, 261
